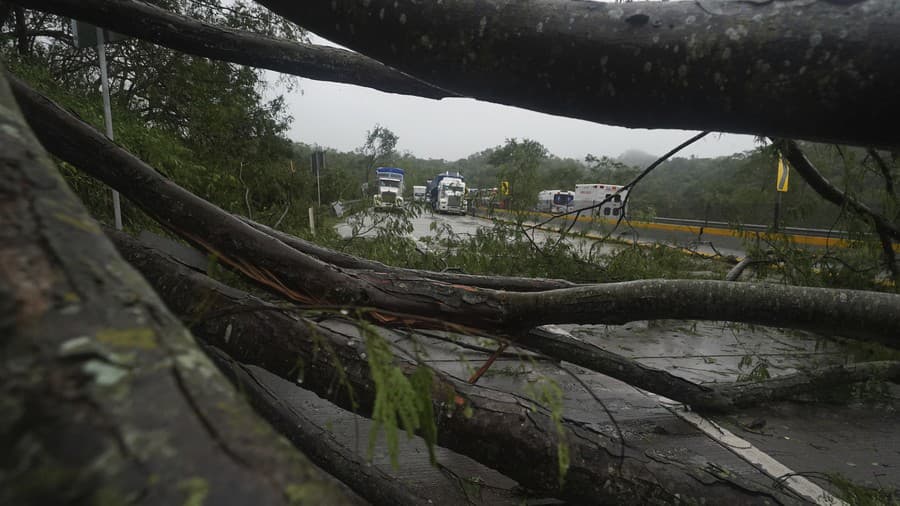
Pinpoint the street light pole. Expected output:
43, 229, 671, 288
96, 27, 122, 231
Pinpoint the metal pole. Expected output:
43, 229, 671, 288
96, 28, 122, 231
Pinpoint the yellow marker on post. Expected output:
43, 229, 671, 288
776, 154, 790, 192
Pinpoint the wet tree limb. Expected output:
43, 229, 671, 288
13, 0, 452, 98
11, 75, 900, 346
255, 0, 900, 148
203, 346, 429, 506
521, 328, 900, 413
0, 69, 359, 506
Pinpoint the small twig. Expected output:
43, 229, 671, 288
866, 147, 896, 202
273, 198, 291, 229
725, 256, 775, 282
238, 160, 253, 219
467, 342, 509, 384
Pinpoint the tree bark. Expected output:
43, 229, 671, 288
111, 230, 798, 505
203, 345, 429, 506
11, 75, 900, 346
0, 72, 359, 504
255, 0, 900, 149
13, 0, 452, 99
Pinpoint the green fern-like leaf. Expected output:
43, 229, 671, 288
363, 326, 438, 468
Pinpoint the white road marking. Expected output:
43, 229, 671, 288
656, 398, 847, 506
537, 324, 847, 506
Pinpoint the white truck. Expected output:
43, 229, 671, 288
373, 167, 405, 210
433, 176, 467, 214
573, 183, 628, 218
412, 185, 427, 202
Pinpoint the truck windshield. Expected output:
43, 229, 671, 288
445, 184, 464, 192
379, 180, 400, 188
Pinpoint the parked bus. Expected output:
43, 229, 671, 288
537, 190, 575, 213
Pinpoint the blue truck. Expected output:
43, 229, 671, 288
427, 171, 466, 214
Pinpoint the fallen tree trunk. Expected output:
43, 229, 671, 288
111, 230, 798, 505
256, 0, 900, 149
522, 327, 900, 412
13, 0, 451, 99
202, 346, 429, 506
0, 69, 358, 505
11, 75, 900, 345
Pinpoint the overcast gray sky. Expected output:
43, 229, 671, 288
266, 33, 758, 162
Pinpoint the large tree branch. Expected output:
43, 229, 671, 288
255, 0, 900, 148
0, 68, 359, 506
12, 0, 453, 99
11, 75, 900, 346
521, 328, 900, 412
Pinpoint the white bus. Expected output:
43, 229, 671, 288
537, 190, 575, 213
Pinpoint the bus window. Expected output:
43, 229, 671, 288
613, 195, 621, 202
612, 208, 619, 216
604, 208, 611, 216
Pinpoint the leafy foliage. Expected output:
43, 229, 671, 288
361, 323, 437, 468
488, 138, 548, 217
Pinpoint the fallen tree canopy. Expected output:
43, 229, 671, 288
0, 70, 359, 506
110, 229, 801, 504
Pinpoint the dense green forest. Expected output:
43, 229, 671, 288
2, 1, 896, 238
